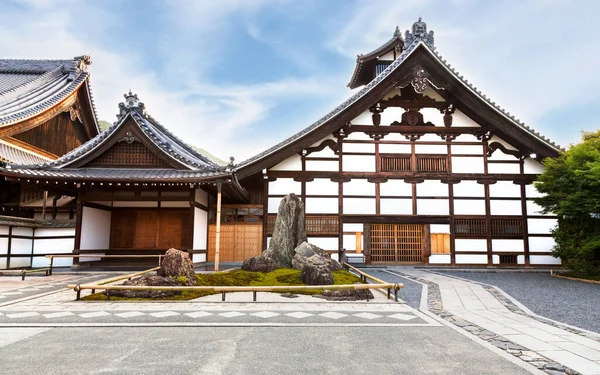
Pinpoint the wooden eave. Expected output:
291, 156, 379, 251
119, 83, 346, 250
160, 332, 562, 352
348, 37, 404, 89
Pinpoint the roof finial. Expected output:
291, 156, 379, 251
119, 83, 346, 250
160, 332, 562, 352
393, 25, 401, 37
404, 16, 435, 48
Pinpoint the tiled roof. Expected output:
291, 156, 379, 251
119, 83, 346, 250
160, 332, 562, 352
238, 21, 561, 169
0, 57, 99, 130
0, 141, 52, 165
1, 167, 228, 181
0, 215, 75, 228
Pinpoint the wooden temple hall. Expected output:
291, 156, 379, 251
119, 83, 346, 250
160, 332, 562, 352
0, 19, 562, 269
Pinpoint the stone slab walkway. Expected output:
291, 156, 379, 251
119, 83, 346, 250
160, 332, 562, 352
397, 268, 600, 375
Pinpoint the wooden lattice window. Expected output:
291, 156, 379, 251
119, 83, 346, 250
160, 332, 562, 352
87, 141, 170, 167
266, 214, 338, 236
491, 217, 523, 238
499, 254, 518, 265
416, 155, 447, 172
380, 154, 411, 172
455, 218, 487, 238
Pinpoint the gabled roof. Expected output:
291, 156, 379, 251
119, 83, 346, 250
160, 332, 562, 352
237, 19, 561, 179
0, 140, 53, 165
0, 57, 99, 134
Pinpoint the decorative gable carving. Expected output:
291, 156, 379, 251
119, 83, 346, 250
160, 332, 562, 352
85, 140, 171, 168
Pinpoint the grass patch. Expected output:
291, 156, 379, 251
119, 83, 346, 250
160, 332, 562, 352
81, 268, 364, 301
557, 272, 600, 282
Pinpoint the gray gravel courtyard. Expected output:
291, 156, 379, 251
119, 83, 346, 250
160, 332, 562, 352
438, 271, 600, 333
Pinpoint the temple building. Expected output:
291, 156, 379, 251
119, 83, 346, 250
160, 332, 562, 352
0, 19, 561, 269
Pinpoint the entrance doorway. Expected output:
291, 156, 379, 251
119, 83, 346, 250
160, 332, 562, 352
370, 224, 423, 263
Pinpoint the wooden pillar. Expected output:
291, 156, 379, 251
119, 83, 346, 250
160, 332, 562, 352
41, 190, 48, 220
189, 188, 195, 251
73, 187, 84, 265
6, 226, 12, 269
520, 160, 530, 266
363, 223, 371, 264
482, 141, 492, 266
262, 172, 269, 251
214, 180, 223, 272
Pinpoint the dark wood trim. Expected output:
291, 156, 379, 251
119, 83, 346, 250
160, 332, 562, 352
338, 134, 344, 254
305, 157, 339, 161
483, 140, 492, 266
345, 139, 485, 146
528, 233, 554, 237
6, 226, 12, 269
73, 188, 84, 263
189, 189, 195, 250
447, 141, 456, 265
82, 202, 112, 211
520, 160, 530, 266
191, 201, 209, 211
363, 223, 371, 264
262, 175, 269, 251
375, 141, 380, 215
343, 215, 450, 224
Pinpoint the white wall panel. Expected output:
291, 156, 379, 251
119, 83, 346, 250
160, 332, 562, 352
421, 108, 444, 125
271, 154, 302, 171
490, 135, 518, 151
429, 254, 451, 264
431, 224, 450, 233
33, 238, 74, 255
193, 207, 208, 250
379, 143, 411, 154
343, 143, 374, 153
453, 110, 480, 127
343, 198, 375, 214
308, 134, 336, 146
34, 228, 75, 238
269, 179, 301, 195
528, 218, 557, 234
492, 239, 524, 251
488, 163, 521, 174
307, 237, 338, 250
453, 181, 485, 197
452, 157, 484, 173
344, 179, 375, 196
416, 180, 448, 197
0, 238, 8, 254
415, 144, 447, 154
414, 134, 440, 143
380, 107, 404, 125
80, 207, 111, 250
529, 237, 556, 252
455, 254, 487, 264
0, 258, 6, 269
525, 184, 543, 198
524, 158, 544, 174
306, 179, 338, 196
490, 200, 522, 215
530, 255, 561, 265
526, 201, 548, 215
195, 189, 208, 206
11, 238, 32, 254
305, 160, 339, 171
10, 257, 31, 268
417, 199, 449, 215
351, 109, 373, 124
305, 198, 338, 214
380, 180, 413, 196
307, 146, 337, 158
343, 234, 357, 251
451, 145, 484, 155
343, 224, 364, 232
12, 227, 33, 236
342, 155, 375, 172
489, 181, 521, 197
380, 199, 412, 215
193, 253, 207, 263
0, 226, 8, 235
112, 201, 157, 207
454, 200, 486, 215
268, 198, 284, 214
455, 239, 487, 252
346, 132, 371, 141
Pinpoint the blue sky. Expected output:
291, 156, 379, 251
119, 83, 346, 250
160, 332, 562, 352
2, 0, 599, 160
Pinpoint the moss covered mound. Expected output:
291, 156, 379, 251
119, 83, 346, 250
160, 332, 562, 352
82, 268, 363, 301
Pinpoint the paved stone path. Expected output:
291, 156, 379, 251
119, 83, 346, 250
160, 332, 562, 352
388, 268, 600, 375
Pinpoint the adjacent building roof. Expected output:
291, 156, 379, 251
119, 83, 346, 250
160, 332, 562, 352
0, 140, 52, 165
237, 18, 561, 178
0, 215, 75, 228
0, 57, 99, 131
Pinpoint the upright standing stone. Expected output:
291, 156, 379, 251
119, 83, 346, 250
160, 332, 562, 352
158, 248, 197, 286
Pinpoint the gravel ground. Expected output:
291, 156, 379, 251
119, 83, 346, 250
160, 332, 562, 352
364, 268, 423, 308
439, 271, 600, 333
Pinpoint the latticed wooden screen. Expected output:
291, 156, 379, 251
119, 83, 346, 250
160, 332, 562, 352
380, 155, 411, 172
370, 224, 423, 263
455, 217, 524, 238
491, 217, 523, 238
266, 215, 338, 236
416, 155, 447, 172
87, 141, 170, 167
454, 218, 487, 238
208, 224, 263, 262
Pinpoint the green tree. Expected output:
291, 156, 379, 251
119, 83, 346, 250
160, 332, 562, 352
535, 130, 600, 274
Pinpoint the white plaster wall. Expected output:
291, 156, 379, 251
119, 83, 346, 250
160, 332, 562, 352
525, 184, 543, 198
305, 160, 339, 171
10, 256, 31, 268
454, 200, 486, 215
380, 199, 412, 215
429, 254, 451, 264
380, 107, 404, 125
455, 239, 487, 252
414, 134, 440, 143
379, 51, 394, 60
32, 238, 75, 268
342, 234, 358, 251
11, 238, 32, 254
344, 179, 375, 196
307, 146, 337, 158
34, 228, 74, 237
112, 201, 157, 208
488, 163, 521, 174
308, 134, 336, 146
379, 143, 411, 154
492, 239, 524, 251
455, 254, 487, 264
380, 180, 412, 196
416, 180, 448, 196
343, 198, 376, 214
342, 155, 375, 172
453, 181, 485, 197
343, 143, 374, 153
305, 198, 338, 214
343, 223, 364, 232
451, 145, 484, 155
193, 207, 207, 250
306, 179, 338, 196
490, 200, 522, 215
528, 218, 557, 234
0, 258, 6, 269
524, 158, 544, 174
489, 181, 521, 197
452, 157, 484, 173
417, 199, 449, 215
12, 227, 33, 236
268, 198, 284, 214
421, 108, 444, 125
307, 237, 338, 250
415, 144, 447, 154
529, 237, 556, 252
0, 238, 8, 254
488, 150, 516, 161
351, 109, 373, 124
346, 131, 371, 141
161, 201, 189, 208
453, 110, 480, 127
195, 188, 208, 206
330, 253, 340, 262
271, 154, 302, 171
80, 207, 111, 250
0, 226, 8, 235
193, 253, 207, 263
490, 135, 518, 151
530, 255, 561, 265
526, 201, 548, 216
431, 224, 450, 233
269, 179, 301, 195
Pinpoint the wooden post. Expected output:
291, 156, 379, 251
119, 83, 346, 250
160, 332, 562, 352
215, 180, 223, 272
41, 190, 48, 220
